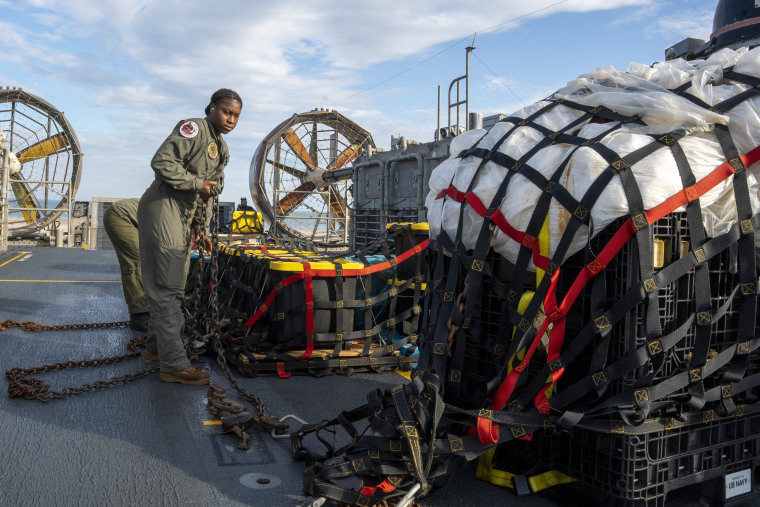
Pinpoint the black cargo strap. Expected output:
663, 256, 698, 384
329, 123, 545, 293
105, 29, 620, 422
291, 372, 448, 505
187, 224, 429, 379
422, 65, 760, 430
287, 59, 760, 504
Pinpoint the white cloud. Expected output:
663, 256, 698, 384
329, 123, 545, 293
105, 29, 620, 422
4, 0, 670, 201
645, 8, 714, 41
0, 20, 80, 70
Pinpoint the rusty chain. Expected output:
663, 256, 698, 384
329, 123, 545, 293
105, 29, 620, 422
5, 332, 158, 401
0, 319, 129, 332
200, 192, 281, 430
4, 194, 279, 434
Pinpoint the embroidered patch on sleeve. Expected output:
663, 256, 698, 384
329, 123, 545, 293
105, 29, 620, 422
179, 121, 199, 138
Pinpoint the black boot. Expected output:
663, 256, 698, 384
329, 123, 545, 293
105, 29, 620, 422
129, 312, 150, 332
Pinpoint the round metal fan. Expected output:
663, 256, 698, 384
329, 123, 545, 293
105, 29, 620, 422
250, 109, 374, 246
0, 88, 82, 234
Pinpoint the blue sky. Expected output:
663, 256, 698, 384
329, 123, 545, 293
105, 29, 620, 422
0, 0, 718, 202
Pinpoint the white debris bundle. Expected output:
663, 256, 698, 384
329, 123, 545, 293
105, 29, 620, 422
426, 47, 760, 269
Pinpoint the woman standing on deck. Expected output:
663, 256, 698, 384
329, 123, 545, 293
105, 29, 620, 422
138, 89, 242, 385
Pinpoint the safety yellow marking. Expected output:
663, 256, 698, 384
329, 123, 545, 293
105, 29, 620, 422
0, 280, 121, 283
395, 369, 412, 380
0, 252, 30, 268
203, 420, 222, 426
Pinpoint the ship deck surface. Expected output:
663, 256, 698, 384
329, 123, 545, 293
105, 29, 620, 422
0, 246, 564, 507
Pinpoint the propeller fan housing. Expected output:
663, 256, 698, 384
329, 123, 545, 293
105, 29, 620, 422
0, 88, 82, 234
250, 109, 374, 246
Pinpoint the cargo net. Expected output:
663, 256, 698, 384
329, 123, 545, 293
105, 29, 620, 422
291, 47, 760, 506
186, 224, 429, 378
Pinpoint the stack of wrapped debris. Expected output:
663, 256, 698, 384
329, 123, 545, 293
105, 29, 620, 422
294, 47, 760, 506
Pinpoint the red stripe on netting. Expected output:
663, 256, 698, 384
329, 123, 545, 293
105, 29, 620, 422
534, 368, 564, 414
391, 239, 430, 265
489, 145, 760, 412
465, 187, 555, 268
437, 186, 466, 201
464, 191, 488, 216
368, 239, 430, 274
302, 338, 315, 361
491, 209, 550, 269
243, 271, 304, 328
546, 317, 566, 365
436, 187, 553, 270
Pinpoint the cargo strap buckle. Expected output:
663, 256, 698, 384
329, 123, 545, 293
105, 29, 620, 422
512, 474, 533, 496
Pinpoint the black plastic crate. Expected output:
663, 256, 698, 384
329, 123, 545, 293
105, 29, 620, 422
495, 407, 760, 506
429, 209, 760, 416
386, 223, 430, 280
554, 212, 746, 398
351, 210, 385, 251
438, 249, 538, 410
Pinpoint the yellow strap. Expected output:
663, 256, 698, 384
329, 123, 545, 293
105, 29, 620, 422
528, 470, 575, 491
536, 214, 550, 286
385, 222, 430, 232
478, 215, 568, 492
476, 449, 575, 492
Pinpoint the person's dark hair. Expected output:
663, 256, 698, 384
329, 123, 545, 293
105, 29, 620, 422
205, 88, 242, 115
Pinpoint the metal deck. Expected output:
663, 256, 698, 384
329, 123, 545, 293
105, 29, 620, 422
0, 247, 563, 506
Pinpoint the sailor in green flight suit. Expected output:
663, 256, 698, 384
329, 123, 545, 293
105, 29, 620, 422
138, 89, 242, 385
103, 198, 150, 331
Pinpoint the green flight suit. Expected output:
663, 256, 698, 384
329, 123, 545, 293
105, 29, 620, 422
103, 198, 148, 315
138, 117, 228, 373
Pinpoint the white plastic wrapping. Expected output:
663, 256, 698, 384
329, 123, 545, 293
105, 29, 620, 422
426, 47, 760, 269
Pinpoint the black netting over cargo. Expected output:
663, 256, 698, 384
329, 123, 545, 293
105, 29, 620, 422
290, 47, 760, 507
186, 224, 429, 378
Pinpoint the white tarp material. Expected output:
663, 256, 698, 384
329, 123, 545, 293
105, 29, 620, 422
426, 47, 760, 270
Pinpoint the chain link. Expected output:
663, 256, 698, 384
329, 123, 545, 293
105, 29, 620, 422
0, 319, 129, 332
5, 333, 158, 400
198, 193, 277, 425
4, 194, 277, 425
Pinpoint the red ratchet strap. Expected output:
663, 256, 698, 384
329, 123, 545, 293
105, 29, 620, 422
359, 486, 376, 497
359, 478, 397, 498
302, 262, 315, 361
489, 145, 760, 418
477, 415, 500, 444
376, 479, 396, 493
276, 362, 291, 379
